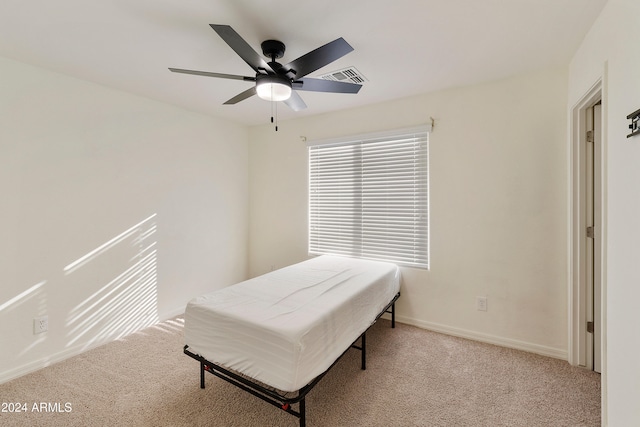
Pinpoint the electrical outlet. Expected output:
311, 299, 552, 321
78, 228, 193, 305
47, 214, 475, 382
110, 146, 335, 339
476, 296, 488, 312
34, 315, 48, 334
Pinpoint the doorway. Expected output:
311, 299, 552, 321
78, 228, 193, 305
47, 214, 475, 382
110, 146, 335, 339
585, 101, 602, 373
570, 82, 603, 373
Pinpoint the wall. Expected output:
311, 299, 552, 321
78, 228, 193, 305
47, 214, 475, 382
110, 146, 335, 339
0, 56, 249, 383
249, 67, 569, 358
569, 0, 640, 424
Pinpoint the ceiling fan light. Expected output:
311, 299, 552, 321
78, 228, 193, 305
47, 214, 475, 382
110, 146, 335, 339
256, 75, 292, 101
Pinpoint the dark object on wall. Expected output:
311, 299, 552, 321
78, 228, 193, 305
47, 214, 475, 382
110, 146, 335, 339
627, 108, 640, 138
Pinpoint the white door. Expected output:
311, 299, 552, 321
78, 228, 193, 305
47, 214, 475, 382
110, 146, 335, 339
570, 84, 603, 373
585, 102, 602, 373
592, 103, 602, 374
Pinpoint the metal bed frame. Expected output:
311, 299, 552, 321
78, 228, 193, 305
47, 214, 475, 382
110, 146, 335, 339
184, 292, 400, 427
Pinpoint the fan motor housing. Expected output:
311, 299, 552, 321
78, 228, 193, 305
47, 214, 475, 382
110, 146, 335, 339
261, 40, 286, 59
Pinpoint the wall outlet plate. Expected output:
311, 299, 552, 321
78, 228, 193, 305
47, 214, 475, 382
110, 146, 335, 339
34, 315, 48, 334
476, 296, 488, 312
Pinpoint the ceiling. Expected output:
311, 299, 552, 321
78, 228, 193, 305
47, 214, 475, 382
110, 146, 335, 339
0, 0, 608, 127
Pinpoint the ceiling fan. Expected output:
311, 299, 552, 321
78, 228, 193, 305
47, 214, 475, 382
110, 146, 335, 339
169, 24, 362, 112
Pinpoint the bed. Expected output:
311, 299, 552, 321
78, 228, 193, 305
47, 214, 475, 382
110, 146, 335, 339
183, 255, 401, 426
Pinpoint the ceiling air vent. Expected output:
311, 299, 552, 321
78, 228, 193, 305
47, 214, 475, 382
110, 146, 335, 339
318, 66, 367, 84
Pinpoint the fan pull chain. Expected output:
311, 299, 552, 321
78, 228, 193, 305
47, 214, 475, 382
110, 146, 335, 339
269, 86, 278, 131
269, 89, 278, 131
270, 105, 279, 131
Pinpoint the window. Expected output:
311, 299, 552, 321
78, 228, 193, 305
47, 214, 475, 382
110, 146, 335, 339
308, 125, 429, 269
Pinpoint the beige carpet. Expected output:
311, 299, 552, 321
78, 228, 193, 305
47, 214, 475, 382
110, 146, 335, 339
0, 317, 600, 426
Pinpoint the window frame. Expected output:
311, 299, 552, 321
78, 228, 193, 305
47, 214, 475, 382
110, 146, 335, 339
307, 124, 430, 269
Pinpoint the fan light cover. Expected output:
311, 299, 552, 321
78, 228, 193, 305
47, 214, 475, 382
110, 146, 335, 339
256, 75, 292, 101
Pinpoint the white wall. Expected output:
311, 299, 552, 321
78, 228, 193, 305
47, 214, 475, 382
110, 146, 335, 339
569, 0, 640, 424
249, 67, 569, 358
0, 56, 249, 383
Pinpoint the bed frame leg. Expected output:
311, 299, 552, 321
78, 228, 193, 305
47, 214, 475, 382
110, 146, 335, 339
361, 332, 366, 370
299, 398, 306, 427
200, 361, 206, 389
391, 301, 396, 328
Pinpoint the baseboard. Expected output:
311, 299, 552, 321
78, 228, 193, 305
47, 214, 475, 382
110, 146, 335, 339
0, 338, 115, 385
3, 310, 567, 385
0, 308, 187, 385
393, 314, 568, 361
160, 307, 186, 320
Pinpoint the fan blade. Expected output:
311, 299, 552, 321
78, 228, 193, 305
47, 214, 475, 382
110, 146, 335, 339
284, 38, 354, 79
223, 87, 257, 105
283, 91, 307, 111
210, 24, 274, 74
293, 77, 361, 94
169, 68, 255, 82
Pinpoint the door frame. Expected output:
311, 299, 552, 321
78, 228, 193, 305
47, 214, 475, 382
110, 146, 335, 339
569, 78, 605, 370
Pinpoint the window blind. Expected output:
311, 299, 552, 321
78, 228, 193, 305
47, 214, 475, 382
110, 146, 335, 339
308, 125, 429, 268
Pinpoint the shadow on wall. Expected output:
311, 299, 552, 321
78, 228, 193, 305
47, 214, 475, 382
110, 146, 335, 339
63, 213, 159, 351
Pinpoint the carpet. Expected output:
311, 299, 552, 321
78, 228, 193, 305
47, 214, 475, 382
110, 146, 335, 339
0, 317, 600, 426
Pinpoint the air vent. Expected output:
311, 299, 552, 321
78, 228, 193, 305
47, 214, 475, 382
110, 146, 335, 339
318, 66, 367, 84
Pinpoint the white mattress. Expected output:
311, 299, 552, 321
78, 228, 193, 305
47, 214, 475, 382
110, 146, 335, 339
184, 255, 400, 392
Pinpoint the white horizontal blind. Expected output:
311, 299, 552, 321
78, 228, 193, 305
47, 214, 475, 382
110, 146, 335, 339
309, 126, 429, 268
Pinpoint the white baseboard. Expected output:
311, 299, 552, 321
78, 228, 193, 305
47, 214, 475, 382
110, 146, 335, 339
165, 311, 565, 361
0, 337, 116, 385
160, 307, 186, 320
1, 308, 187, 385
389, 314, 568, 361
3, 310, 567, 385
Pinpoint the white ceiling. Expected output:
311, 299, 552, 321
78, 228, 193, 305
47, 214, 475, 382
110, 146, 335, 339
0, 0, 607, 126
